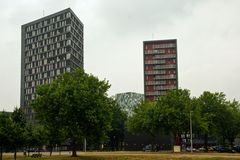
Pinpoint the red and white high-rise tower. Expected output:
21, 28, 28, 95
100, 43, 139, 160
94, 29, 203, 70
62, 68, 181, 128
143, 39, 178, 101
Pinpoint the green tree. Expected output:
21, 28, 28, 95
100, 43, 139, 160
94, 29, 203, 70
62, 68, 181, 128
30, 84, 64, 156
109, 100, 127, 151
225, 100, 240, 146
127, 102, 160, 150
214, 100, 240, 146
44, 125, 64, 156
11, 107, 26, 128
197, 91, 226, 151
9, 108, 26, 160
24, 124, 35, 157
24, 124, 47, 157
32, 68, 113, 157
155, 89, 193, 146
0, 112, 11, 160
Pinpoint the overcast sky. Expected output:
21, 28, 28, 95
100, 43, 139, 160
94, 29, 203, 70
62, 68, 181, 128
1, 0, 240, 111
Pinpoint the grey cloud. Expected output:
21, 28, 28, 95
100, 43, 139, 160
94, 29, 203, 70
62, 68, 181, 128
1, 0, 240, 111
94, 0, 199, 35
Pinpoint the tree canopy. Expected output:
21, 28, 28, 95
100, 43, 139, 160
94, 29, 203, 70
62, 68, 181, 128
108, 100, 127, 151
32, 68, 113, 156
155, 89, 193, 145
128, 89, 240, 151
0, 112, 11, 160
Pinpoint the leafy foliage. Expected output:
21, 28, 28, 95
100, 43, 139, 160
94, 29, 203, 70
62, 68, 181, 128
214, 100, 240, 146
32, 68, 113, 156
155, 89, 193, 145
0, 112, 12, 160
127, 101, 161, 150
108, 100, 127, 150
127, 89, 240, 149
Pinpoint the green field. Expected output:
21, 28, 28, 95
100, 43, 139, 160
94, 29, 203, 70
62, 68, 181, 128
2, 152, 240, 160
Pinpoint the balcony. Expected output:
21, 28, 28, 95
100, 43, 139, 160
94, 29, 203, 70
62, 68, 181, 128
145, 70, 166, 75
154, 85, 177, 90
145, 81, 166, 85
154, 54, 176, 59
153, 64, 176, 69
144, 49, 165, 55
145, 91, 166, 96
152, 43, 176, 49
145, 60, 165, 65
154, 74, 176, 80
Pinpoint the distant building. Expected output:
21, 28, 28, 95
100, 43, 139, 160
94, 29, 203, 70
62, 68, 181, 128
143, 39, 178, 101
20, 8, 84, 121
113, 92, 144, 116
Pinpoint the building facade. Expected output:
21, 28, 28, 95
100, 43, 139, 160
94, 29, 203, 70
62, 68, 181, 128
20, 8, 83, 121
143, 39, 178, 101
113, 92, 144, 116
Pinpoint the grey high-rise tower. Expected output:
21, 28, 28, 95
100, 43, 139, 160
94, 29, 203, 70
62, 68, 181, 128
20, 8, 84, 121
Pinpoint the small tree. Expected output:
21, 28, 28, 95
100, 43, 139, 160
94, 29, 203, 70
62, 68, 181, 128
109, 100, 127, 151
214, 100, 240, 146
155, 89, 192, 146
11, 107, 26, 128
9, 108, 26, 160
24, 124, 35, 157
31, 83, 64, 156
0, 112, 11, 160
197, 91, 226, 151
128, 102, 160, 150
24, 124, 47, 156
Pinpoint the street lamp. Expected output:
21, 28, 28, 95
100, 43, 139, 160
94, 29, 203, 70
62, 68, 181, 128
190, 111, 193, 153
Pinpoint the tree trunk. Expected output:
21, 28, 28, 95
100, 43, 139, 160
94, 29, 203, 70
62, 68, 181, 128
222, 137, 226, 146
27, 148, 30, 157
14, 148, 17, 160
204, 133, 208, 152
59, 147, 61, 155
72, 140, 77, 157
83, 138, 86, 152
72, 150, 77, 157
229, 138, 234, 148
0, 145, 3, 160
230, 141, 233, 148
150, 135, 155, 151
116, 139, 119, 151
111, 136, 115, 151
49, 146, 53, 156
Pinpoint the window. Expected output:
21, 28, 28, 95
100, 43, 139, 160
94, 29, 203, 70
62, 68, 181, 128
66, 53, 71, 59
66, 12, 71, 18
66, 67, 71, 72
44, 34, 47, 39
44, 59, 47, 65
66, 39, 71, 45
56, 69, 60, 75
66, 26, 71, 32
57, 43, 60, 48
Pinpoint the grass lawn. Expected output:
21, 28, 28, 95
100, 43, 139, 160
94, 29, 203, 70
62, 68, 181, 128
2, 151, 240, 160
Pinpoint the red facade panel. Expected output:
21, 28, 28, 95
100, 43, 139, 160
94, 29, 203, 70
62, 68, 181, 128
144, 39, 178, 101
